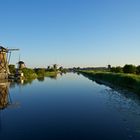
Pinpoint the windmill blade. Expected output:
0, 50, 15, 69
7, 51, 12, 64
7, 49, 19, 51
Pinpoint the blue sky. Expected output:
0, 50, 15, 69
0, 0, 140, 68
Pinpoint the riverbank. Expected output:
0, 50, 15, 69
18, 68, 60, 81
25, 71, 59, 80
79, 70, 140, 94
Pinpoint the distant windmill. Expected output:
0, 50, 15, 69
0, 46, 19, 79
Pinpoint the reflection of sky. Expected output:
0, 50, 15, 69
0, 73, 140, 139
104, 88, 140, 138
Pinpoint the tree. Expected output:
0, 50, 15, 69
59, 66, 63, 71
22, 68, 37, 79
9, 64, 16, 74
136, 65, 140, 74
123, 64, 136, 74
115, 66, 123, 73
110, 66, 122, 73
53, 64, 57, 71
108, 64, 111, 70
47, 66, 50, 70
35, 68, 46, 77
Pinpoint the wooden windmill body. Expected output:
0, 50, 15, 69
0, 46, 19, 79
0, 47, 9, 79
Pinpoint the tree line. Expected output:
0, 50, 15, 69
110, 64, 140, 74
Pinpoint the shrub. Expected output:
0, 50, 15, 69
136, 65, 140, 74
123, 64, 136, 74
9, 64, 16, 74
35, 68, 46, 77
22, 68, 37, 79
110, 66, 122, 73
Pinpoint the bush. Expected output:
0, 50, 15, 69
110, 66, 122, 73
136, 65, 140, 74
22, 68, 37, 79
35, 68, 46, 77
123, 64, 136, 74
9, 64, 16, 74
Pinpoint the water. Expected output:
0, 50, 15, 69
0, 73, 140, 140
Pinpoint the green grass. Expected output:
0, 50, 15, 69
79, 70, 140, 94
22, 68, 58, 80
45, 71, 58, 77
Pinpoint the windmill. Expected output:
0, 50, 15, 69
0, 46, 19, 79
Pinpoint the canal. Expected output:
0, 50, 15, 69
0, 73, 140, 140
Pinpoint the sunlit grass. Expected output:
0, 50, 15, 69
80, 70, 140, 94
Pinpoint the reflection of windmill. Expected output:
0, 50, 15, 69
0, 81, 20, 109
0, 46, 19, 79
0, 81, 20, 133
0, 81, 9, 109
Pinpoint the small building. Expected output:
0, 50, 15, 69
18, 61, 26, 69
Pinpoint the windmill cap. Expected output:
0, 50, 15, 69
18, 61, 25, 64
0, 46, 8, 52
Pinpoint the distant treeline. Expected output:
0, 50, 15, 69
71, 64, 140, 75
70, 67, 107, 72
110, 64, 140, 74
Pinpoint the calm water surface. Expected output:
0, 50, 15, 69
0, 73, 140, 140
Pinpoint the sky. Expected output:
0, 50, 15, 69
0, 0, 140, 68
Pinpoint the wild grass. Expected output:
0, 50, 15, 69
80, 70, 140, 94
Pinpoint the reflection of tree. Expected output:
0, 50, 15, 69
48, 74, 58, 80
37, 77, 45, 82
84, 72, 140, 116
105, 88, 140, 116
60, 72, 63, 76
11, 79, 33, 87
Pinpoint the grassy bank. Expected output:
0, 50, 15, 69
79, 70, 140, 94
45, 71, 58, 77
21, 68, 59, 80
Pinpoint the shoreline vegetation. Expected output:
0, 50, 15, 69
79, 70, 140, 95
8, 64, 67, 81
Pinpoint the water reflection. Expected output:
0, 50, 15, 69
49, 75, 57, 80
104, 88, 140, 118
37, 77, 45, 82
104, 88, 140, 138
1, 73, 140, 140
10, 74, 59, 88
0, 81, 10, 110
9, 79, 34, 88
48, 74, 58, 79
0, 81, 10, 133
0, 81, 21, 110
82, 72, 140, 115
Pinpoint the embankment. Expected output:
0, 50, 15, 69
79, 71, 140, 94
